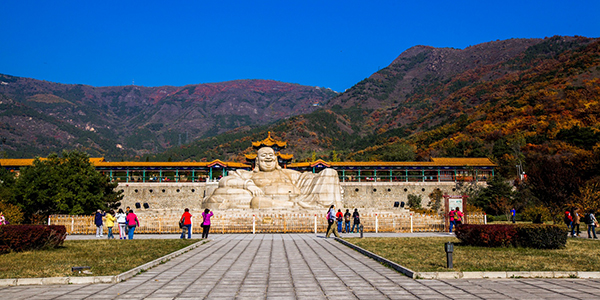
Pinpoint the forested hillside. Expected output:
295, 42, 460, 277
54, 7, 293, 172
155, 36, 600, 175
151, 36, 600, 217
0, 77, 336, 158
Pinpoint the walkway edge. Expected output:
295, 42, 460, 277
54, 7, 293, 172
334, 237, 416, 279
335, 238, 600, 280
0, 239, 207, 287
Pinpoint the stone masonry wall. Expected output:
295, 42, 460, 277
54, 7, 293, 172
117, 181, 473, 213
341, 182, 459, 210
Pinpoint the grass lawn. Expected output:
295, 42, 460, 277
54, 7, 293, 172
345, 237, 600, 272
0, 239, 201, 279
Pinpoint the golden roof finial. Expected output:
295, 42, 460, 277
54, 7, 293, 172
251, 132, 287, 149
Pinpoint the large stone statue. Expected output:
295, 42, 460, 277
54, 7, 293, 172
203, 147, 342, 209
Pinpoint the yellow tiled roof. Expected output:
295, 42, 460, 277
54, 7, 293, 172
0, 158, 250, 169
1, 157, 495, 169
251, 131, 287, 149
94, 160, 250, 168
0, 158, 38, 166
289, 157, 496, 168
429, 157, 497, 166
278, 153, 294, 160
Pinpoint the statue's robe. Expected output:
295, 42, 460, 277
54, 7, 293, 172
203, 168, 342, 209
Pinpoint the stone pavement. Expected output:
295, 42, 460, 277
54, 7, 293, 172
0, 234, 599, 299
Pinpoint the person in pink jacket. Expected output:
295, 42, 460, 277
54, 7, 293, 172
201, 209, 213, 239
126, 209, 140, 240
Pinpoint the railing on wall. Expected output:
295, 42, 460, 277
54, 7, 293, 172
48, 213, 486, 235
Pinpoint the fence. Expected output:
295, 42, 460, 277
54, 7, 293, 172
48, 213, 486, 235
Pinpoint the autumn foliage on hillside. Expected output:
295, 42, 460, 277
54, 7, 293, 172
153, 37, 600, 218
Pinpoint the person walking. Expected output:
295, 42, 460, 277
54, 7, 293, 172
95, 210, 105, 237
126, 209, 140, 240
448, 207, 456, 233
454, 207, 464, 226
510, 208, 516, 223
565, 210, 573, 234
573, 208, 581, 237
326, 205, 340, 238
0, 211, 6, 225
180, 208, 193, 239
106, 210, 116, 239
115, 208, 127, 239
587, 211, 598, 239
344, 209, 351, 234
201, 208, 213, 239
351, 208, 360, 233
336, 209, 344, 233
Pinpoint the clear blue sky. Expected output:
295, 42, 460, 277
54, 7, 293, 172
1, 1, 599, 92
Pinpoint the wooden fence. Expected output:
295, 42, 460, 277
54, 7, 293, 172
48, 213, 486, 235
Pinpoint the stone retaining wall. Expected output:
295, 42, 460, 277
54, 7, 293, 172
116, 181, 479, 212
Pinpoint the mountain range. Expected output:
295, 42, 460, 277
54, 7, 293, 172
147, 36, 600, 176
0, 77, 336, 158
2, 35, 600, 181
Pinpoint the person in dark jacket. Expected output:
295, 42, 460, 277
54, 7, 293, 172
351, 209, 360, 233
95, 209, 106, 237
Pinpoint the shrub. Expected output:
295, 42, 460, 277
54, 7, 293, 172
455, 224, 517, 247
407, 194, 422, 209
455, 224, 567, 249
464, 203, 484, 214
0, 202, 24, 225
515, 224, 568, 249
521, 205, 552, 223
0, 225, 67, 253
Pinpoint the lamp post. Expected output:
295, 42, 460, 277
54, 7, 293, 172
445, 242, 454, 268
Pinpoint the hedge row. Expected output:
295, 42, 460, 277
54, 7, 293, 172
0, 225, 67, 254
455, 224, 568, 249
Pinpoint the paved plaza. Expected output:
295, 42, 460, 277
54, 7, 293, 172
1, 233, 600, 299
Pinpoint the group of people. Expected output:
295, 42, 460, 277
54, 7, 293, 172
179, 208, 213, 239
94, 207, 139, 240
565, 208, 598, 239
326, 205, 361, 238
448, 207, 464, 233
94, 207, 214, 239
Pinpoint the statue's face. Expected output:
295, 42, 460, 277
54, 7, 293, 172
257, 148, 277, 172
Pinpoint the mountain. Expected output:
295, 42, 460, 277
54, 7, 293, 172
151, 36, 600, 180
0, 77, 337, 158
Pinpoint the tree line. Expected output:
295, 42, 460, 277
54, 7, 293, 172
0, 150, 122, 224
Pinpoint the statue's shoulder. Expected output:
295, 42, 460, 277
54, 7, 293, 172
280, 168, 301, 176
231, 169, 253, 179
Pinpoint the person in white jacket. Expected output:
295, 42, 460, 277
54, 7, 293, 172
115, 208, 127, 239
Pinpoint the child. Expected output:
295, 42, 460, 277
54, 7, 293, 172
106, 210, 116, 239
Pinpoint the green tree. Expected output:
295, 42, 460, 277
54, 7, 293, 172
428, 188, 443, 211
525, 153, 581, 222
381, 143, 416, 161
407, 194, 422, 209
0, 166, 23, 224
0, 166, 16, 202
11, 150, 123, 221
472, 175, 515, 214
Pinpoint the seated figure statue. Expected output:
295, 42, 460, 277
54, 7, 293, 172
203, 147, 342, 209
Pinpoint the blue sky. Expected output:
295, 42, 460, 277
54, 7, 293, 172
1, 1, 599, 92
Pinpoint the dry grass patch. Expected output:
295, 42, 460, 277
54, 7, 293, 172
345, 237, 600, 272
0, 239, 200, 279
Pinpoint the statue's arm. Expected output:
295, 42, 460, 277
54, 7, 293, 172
218, 170, 264, 196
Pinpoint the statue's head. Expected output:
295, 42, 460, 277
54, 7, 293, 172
255, 147, 280, 172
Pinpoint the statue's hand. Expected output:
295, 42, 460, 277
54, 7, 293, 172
247, 186, 265, 197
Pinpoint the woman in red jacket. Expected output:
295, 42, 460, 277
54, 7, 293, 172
180, 208, 193, 239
